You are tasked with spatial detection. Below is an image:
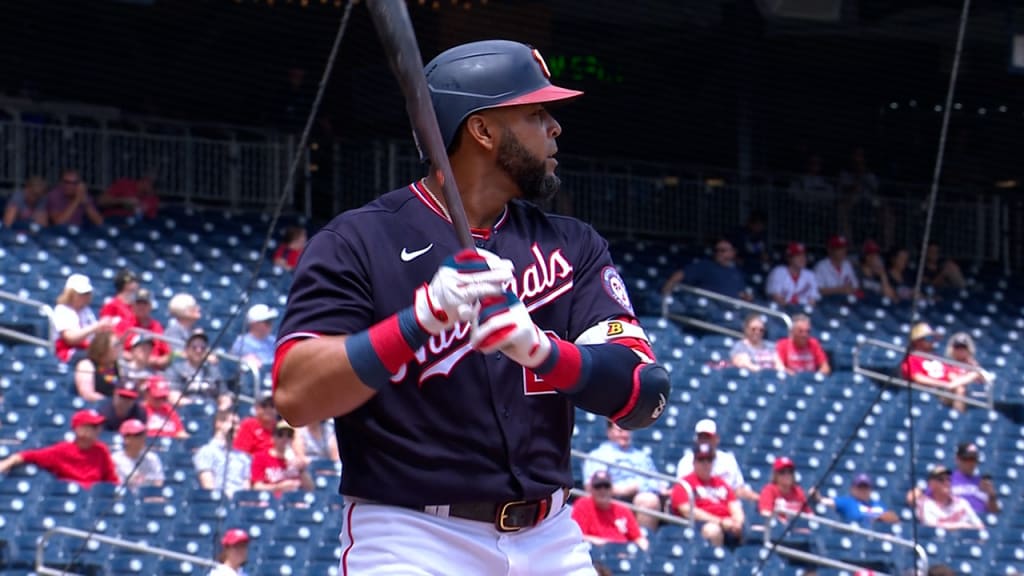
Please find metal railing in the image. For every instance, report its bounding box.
[570,448,694,522]
[36,526,219,576]
[661,284,793,339]
[0,289,55,348]
[853,338,993,409]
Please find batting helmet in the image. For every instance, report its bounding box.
[424,40,583,153]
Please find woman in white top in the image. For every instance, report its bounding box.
[53,274,116,363]
[730,313,785,372]
[295,419,340,463]
[209,529,250,576]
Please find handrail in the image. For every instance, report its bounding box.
[36,526,220,575]
[662,284,792,340]
[0,289,56,349]
[570,448,695,521]
[853,337,993,409]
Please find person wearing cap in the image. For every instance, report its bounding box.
[911,443,1000,517]
[570,470,649,551]
[901,323,976,413]
[96,382,147,432]
[98,268,139,337]
[53,273,117,363]
[676,418,757,501]
[209,528,250,576]
[195,410,252,498]
[813,235,860,298]
[775,314,831,376]
[0,409,118,488]
[830,473,899,527]
[112,418,164,492]
[660,238,752,301]
[165,329,231,409]
[125,288,172,369]
[165,292,203,351]
[857,240,896,301]
[915,465,983,530]
[757,456,812,520]
[251,421,313,496]
[119,332,157,387]
[73,331,122,402]
[273,225,307,271]
[582,421,666,533]
[671,441,745,546]
[233,394,281,456]
[765,242,820,307]
[230,304,279,368]
[730,313,786,373]
[142,375,188,439]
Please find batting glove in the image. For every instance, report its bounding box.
[414,249,514,335]
[470,291,552,369]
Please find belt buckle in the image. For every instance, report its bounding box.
[497,500,527,532]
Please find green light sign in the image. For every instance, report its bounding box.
[547,55,624,84]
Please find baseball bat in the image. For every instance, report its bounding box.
[366,0,474,250]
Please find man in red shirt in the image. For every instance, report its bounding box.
[233,395,278,455]
[571,470,649,551]
[0,409,118,488]
[901,323,974,412]
[143,376,188,439]
[126,289,172,369]
[98,173,160,219]
[671,442,745,546]
[98,268,138,337]
[775,314,831,376]
[251,421,313,496]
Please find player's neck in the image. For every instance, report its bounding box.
[423,172,510,230]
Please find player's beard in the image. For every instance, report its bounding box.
[497,128,560,203]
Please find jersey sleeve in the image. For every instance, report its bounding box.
[20,444,62,468]
[765,267,786,299]
[276,225,375,344]
[565,223,639,342]
[670,481,691,515]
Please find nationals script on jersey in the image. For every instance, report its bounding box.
[276,183,645,508]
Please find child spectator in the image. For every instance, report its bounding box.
[73,332,122,401]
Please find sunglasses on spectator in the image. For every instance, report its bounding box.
[275,430,294,439]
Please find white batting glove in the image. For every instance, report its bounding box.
[414,249,514,335]
[470,291,552,369]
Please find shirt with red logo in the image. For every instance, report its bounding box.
[233,418,274,455]
[571,496,642,543]
[776,337,828,373]
[672,473,736,519]
[21,441,119,488]
[251,448,302,495]
[757,482,810,519]
[901,354,952,382]
[144,403,185,437]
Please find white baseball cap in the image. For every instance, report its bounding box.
[695,418,717,436]
[65,274,94,294]
[246,304,279,324]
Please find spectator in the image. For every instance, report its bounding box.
[97,382,147,432]
[166,330,231,408]
[251,421,313,496]
[295,419,340,463]
[73,332,122,401]
[858,240,896,301]
[0,409,118,488]
[233,395,278,456]
[901,323,976,412]
[945,332,991,384]
[126,289,172,369]
[911,443,999,517]
[661,238,751,301]
[571,470,650,551]
[813,235,859,298]
[230,304,278,368]
[98,268,139,337]
[916,465,984,530]
[758,456,811,520]
[922,243,966,291]
[119,333,156,387]
[273,226,307,271]
[829,473,899,526]
[730,313,785,372]
[142,376,188,439]
[730,210,770,268]
[98,172,160,220]
[788,154,835,203]
[195,411,252,498]
[671,441,745,546]
[582,421,665,533]
[675,419,757,501]
[766,243,820,307]
[112,419,164,491]
[210,529,250,576]
[775,314,831,376]
[887,248,916,302]
[53,273,116,363]
[165,293,203,349]
[3,175,48,228]
[46,169,103,227]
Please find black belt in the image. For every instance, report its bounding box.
[419,488,569,533]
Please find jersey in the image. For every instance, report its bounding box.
[765,266,819,305]
[276,182,642,507]
[812,258,859,290]
[570,496,642,543]
[775,337,828,373]
[671,473,735,519]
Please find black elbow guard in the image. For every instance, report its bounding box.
[613,363,671,430]
[565,343,671,430]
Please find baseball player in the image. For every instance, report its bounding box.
[272,40,670,575]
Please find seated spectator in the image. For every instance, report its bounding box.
[165,292,203,349]
[837,147,882,240]
[887,248,916,302]
[3,175,48,228]
[295,419,340,463]
[901,323,977,412]
[788,154,835,204]
[582,421,665,533]
[916,465,983,530]
[112,419,164,492]
[98,172,160,220]
[661,238,751,301]
[758,456,811,520]
[766,243,820,307]
[572,471,650,551]
[909,443,999,517]
[142,376,188,439]
[195,411,252,498]
[0,409,118,488]
[54,273,117,363]
[730,210,769,268]
[251,421,313,496]
[829,473,899,526]
[676,419,757,501]
[125,289,172,369]
[775,314,831,376]
[273,226,307,271]
[74,332,122,401]
[730,313,785,372]
[231,305,278,368]
[857,240,895,301]
[166,330,230,409]
[945,332,992,385]
[98,268,139,337]
[233,395,278,456]
[211,529,250,576]
[813,235,859,298]
[671,441,745,546]
[923,243,965,291]
[96,382,147,432]
[46,169,103,227]
[119,333,156,387]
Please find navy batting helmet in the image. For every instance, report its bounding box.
[424,40,583,153]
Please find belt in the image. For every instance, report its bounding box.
[419,487,570,533]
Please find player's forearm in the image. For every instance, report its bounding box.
[275,336,376,426]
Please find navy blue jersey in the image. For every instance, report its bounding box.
[277,182,639,507]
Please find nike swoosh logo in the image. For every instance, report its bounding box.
[400,244,434,262]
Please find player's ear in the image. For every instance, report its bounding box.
[463,113,497,152]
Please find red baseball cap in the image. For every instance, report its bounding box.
[786,242,806,257]
[71,409,105,428]
[221,529,250,547]
[119,419,146,436]
[146,376,170,398]
[828,235,848,250]
[773,456,795,471]
[862,240,880,255]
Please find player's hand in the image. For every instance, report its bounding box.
[414,249,514,335]
[470,291,551,369]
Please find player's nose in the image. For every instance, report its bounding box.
[547,115,562,139]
